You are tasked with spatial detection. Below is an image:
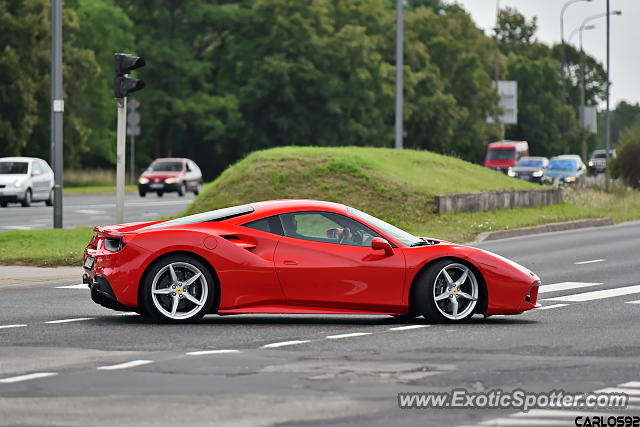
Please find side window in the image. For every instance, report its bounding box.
[279,212,382,247]
[243,216,284,236]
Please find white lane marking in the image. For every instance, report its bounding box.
[0,226,32,230]
[574,258,606,265]
[512,409,623,418]
[45,317,95,324]
[625,300,640,304]
[535,303,568,310]
[538,282,602,294]
[543,284,640,302]
[326,332,372,339]
[0,324,27,329]
[389,325,431,331]
[186,349,241,356]
[620,381,640,388]
[75,209,105,215]
[480,418,570,426]
[596,387,640,396]
[261,340,311,348]
[117,312,139,316]
[97,360,153,370]
[0,372,58,384]
[55,284,88,289]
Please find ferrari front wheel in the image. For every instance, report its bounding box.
[415,260,479,323]
[140,255,216,322]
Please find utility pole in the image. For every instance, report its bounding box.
[51,0,64,229]
[394,0,403,150]
[605,0,611,191]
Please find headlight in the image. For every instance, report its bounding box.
[564,176,576,183]
[532,170,543,177]
[507,168,516,177]
[588,161,594,167]
[138,177,149,184]
[165,177,177,184]
[13,179,24,187]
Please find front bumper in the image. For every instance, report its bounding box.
[138,182,180,193]
[0,187,26,202]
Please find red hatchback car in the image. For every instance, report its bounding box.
[83,200,540,323]
[138,158,203,197]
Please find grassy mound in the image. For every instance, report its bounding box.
[184,146,537,235]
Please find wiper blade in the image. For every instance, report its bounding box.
[409,238,430,247]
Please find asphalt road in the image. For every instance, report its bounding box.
[0,192,195,231]
[1,222,639,426]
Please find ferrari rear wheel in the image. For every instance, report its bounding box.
[415,260,479,323]
[140,255,215,322]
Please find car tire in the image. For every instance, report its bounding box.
[139,190,146,198]
[45,189,53,206]
[178,183,185,197]
[0,202,7,208]
[21,189,32,207]
[193,183,202,196]
[139,255,216,323]
[414,259,480,323]
[157,191,163,197]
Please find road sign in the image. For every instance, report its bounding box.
[127,99,140,136]
[487,80,518,126]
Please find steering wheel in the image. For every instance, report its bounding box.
[339,227,352,244]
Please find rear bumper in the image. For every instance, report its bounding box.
[84,273,136,312]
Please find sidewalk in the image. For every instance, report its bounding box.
[0,266,82,286]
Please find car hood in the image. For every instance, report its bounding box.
[0,174,28,185]
[511,166,542,173]
[543,169,578,178]
[140,171,183,180]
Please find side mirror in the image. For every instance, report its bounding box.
[371,237,394,256]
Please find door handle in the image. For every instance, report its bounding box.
[283,260,298,265]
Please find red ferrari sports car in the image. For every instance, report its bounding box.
[83,200,540,323]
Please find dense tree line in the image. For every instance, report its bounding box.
[0,0,621,179]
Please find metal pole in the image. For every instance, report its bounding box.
[51,0,64,228]
[394,0,403,150]
[605,0,611,191]
[116,97,127,223]
[579,28,586,161]
[130,134,135,185]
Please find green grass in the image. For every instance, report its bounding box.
[0,227,93,266]
[64,184,137,194]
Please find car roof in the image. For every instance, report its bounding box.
[151,158,187,162]
[553,155,581,160]
[249,199,348,217]
[0,157,40,162]
[488,140,528,148]
[519,156,547,161]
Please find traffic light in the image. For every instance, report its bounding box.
[113,53,146,98]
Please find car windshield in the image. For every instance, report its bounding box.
[148,161,183,172]
[592,152,607,159]
[516,159,543,168]
[0,162,28,174]
[140,205,254,230]
[548,159,577,171]
[486,148,516,160]
[347,207,420,247]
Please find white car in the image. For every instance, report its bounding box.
[0,157,54,207]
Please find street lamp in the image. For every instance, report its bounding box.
[560,0,591,152]
[567,24,595,46]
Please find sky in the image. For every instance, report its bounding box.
[451,0,639,107]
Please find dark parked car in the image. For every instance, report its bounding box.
[507,156,549,183]
[587,149,616,174]
[541,155,586,186]
[138,158,203,197]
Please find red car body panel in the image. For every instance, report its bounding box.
[83,200,539,317]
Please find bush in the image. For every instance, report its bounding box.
[618,142,640,189]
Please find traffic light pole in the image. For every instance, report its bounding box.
[51,0,64,228]
[116,97,127,223]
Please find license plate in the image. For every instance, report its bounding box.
[149,183,163,189]
[84,256,94,270]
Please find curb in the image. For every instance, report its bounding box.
[474,217,614,243]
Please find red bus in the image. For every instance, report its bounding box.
[483,141,529,173]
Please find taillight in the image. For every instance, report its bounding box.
[104,237,124,252]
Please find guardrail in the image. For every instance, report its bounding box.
[434,189,563,214]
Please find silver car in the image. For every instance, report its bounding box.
[0,157,54,207]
